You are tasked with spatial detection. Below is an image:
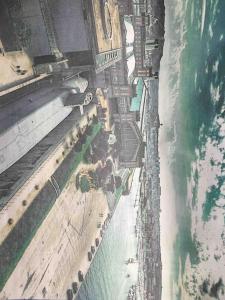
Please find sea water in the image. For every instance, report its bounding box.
[77,171,139,300]
[160,0,225,298]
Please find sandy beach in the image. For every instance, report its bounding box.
[158,73,178,300]
[0,167,109,299]
[159,129,178,300]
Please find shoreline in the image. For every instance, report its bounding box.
[158,79,179,300]
[77,169,140,300]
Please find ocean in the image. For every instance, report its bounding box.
[160,0,225,298]
[76,171,139,300]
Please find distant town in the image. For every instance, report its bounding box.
[0,0,164,299]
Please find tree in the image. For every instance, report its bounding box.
[91,153,99,164]
[72,282,78,294]
[83,148,91,164]
[92,115,98,124]
[80,133,87,145]
[74,141,82,152]
[78,170,100,193]
[105,159,113,172]
[106,182,114,193]
[115,176,122,189]
[75,174,80,189]
[85,125,93,136]
[80,175,90,193]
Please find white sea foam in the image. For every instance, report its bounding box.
[210,83,220,104]
[160,0,225,298]
[212,0,220,21]
[194,72,198,88]
[209,24,213,38]
[159,0,188,298]
[180,113,225,298]
[200,0,207,37]
[190,1,195,24]
[212,60,219,73]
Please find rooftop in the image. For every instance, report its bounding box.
[130,79,144,111]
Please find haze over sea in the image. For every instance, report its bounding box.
[160,0,225,298]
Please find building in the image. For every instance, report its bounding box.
[114,112,144,168]
[118,0,133,16]
[120,0,164,79]
[13,0,123,75]
[0,75,95,174]
[1,0,144,171]
[90,15,145,169]
[132,15,159,78]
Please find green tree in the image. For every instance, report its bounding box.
[80,176,90,193]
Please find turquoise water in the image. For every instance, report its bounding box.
[130,79,143,112]
[165,0,225,296]
[77,173,138,300]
